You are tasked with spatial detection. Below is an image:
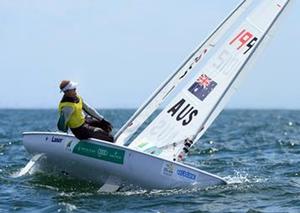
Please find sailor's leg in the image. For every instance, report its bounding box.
[72,123,114,142]
[85,116,112,134]
[70,124,90,140]
[85,116,102,128]
[91,127,114,142]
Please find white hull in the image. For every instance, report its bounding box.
[22,132,226,189]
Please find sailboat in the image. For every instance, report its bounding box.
[23,0,290,191]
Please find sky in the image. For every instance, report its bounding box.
[0,0,299,109]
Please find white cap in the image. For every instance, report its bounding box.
[60,81,78,92]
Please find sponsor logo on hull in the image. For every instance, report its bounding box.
[176,169,197,181]
[45,136,64,143]
[161,162,175,177]
[51,137,63,143]
[162,163,197,182]
[73,141,125,165]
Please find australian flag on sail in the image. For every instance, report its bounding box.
[188,74,217,101]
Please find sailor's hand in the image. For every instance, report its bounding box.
[100,119,113,133]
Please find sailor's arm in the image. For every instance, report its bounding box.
[62,107,74,123]
[82,100,113,133]
[57,106,74,132]
[82,101,104,121]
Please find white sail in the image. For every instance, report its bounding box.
[128,0,290,161]
[187,0,291,149]
[115,0,253,145]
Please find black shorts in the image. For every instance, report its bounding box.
[71,117,114,142]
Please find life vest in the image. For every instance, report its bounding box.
[58,95,85,129]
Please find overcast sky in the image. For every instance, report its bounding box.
[0,0,299,109]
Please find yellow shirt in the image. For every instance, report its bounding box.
[58,96,85,129]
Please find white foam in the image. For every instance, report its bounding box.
[224,171,268,184]
[58,202,77,212]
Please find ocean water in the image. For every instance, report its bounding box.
[0,109,300,213]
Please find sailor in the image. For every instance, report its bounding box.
[57,80,114,142]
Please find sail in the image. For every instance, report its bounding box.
[115,0,253,145]
[128,0,290,161]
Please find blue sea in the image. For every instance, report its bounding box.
[0,109,300,212]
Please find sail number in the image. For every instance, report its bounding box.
[229,29,258,54]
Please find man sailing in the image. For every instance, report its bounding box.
[57,80,114,142]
